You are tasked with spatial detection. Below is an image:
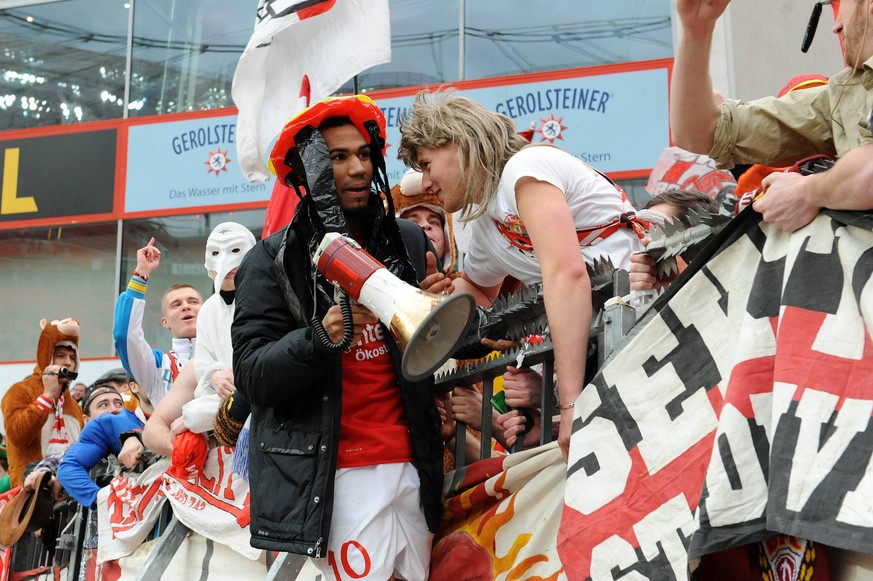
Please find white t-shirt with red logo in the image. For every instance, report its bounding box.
[338,322,413,468]
[464,145,641,288]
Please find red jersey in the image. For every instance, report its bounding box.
[338,322,413,468]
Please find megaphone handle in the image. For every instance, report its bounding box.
[311,293,355,352]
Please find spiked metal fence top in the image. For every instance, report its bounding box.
[643,206,733,278]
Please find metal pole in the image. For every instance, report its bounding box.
[134,518,191,581]
[458,0,465,81]
[265,553,310,581]
[112,218,123,356]
[123,0,134,118]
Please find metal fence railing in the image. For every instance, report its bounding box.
[433,271,634,468]
[3,494,174,581]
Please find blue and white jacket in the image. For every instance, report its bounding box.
[57,410,143,509]
[113,273,193,406]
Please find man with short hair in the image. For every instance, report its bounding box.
[1,318,84,486]
[232,95,444,580]
[57,384,145,509]
[114,237,203,408]
[90,367,153,420]
[71,382,87,404]
[390,168,459,277]
[143,222,257,456]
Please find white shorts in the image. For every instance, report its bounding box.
[312,462,433,581]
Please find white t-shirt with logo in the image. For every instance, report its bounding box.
[464,145,641,287]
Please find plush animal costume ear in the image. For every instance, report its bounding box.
[53,318,80,337]
[40,318,47,330]
[390,169,459,277]
[390,169,445,220]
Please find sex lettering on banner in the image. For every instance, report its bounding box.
[561,223,772,577]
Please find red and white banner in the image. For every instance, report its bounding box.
[558,209,873,579]
[430,442,567,581]
[96,444,260,564]
[232,0,392,182]
[97,459,169,564]
[163,444,259,560]
[646,146,736,202]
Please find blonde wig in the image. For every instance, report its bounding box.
[397,90,527,220]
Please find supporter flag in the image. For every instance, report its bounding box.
[557,208,873,578]
[97,459,170,564]
[232,0,392,183]
[163,442,260,560]
[97,443,260,563]
[430,443,567,581]
[262,179,300,238]
[646,146,737,203]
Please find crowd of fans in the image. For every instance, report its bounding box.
[1,0,871,578]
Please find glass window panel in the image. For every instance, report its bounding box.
[463,0,673,79]
[0,222,118,361]
[120,209,264,351]
[0,0,129,130]
[128,0,251,116]
[338,0,460,93]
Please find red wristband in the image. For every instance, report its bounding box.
[133,269,149,282]
[35,395,55,412]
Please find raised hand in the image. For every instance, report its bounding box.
[502,366,543,409]
[118,437,145,469]
[497,408,542,449]
[450,386,486,431]
[41,365,63,400]
[435,392,456,442]
[675,0,732,36]
[136,237,161,277]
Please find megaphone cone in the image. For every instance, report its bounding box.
[358,268,476,381]
[314,233,476,381]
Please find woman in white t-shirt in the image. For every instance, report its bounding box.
[398,90,644,461]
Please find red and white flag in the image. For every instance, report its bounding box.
[558,208,873,579]
[97,459,170,564]
[232,0,392,183]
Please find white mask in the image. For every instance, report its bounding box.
[205,222,257,294]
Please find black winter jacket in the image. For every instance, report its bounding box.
[232,209,444,557]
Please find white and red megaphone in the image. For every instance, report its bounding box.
[313,233,476,381]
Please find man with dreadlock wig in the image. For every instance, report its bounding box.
[232,95,444,581]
